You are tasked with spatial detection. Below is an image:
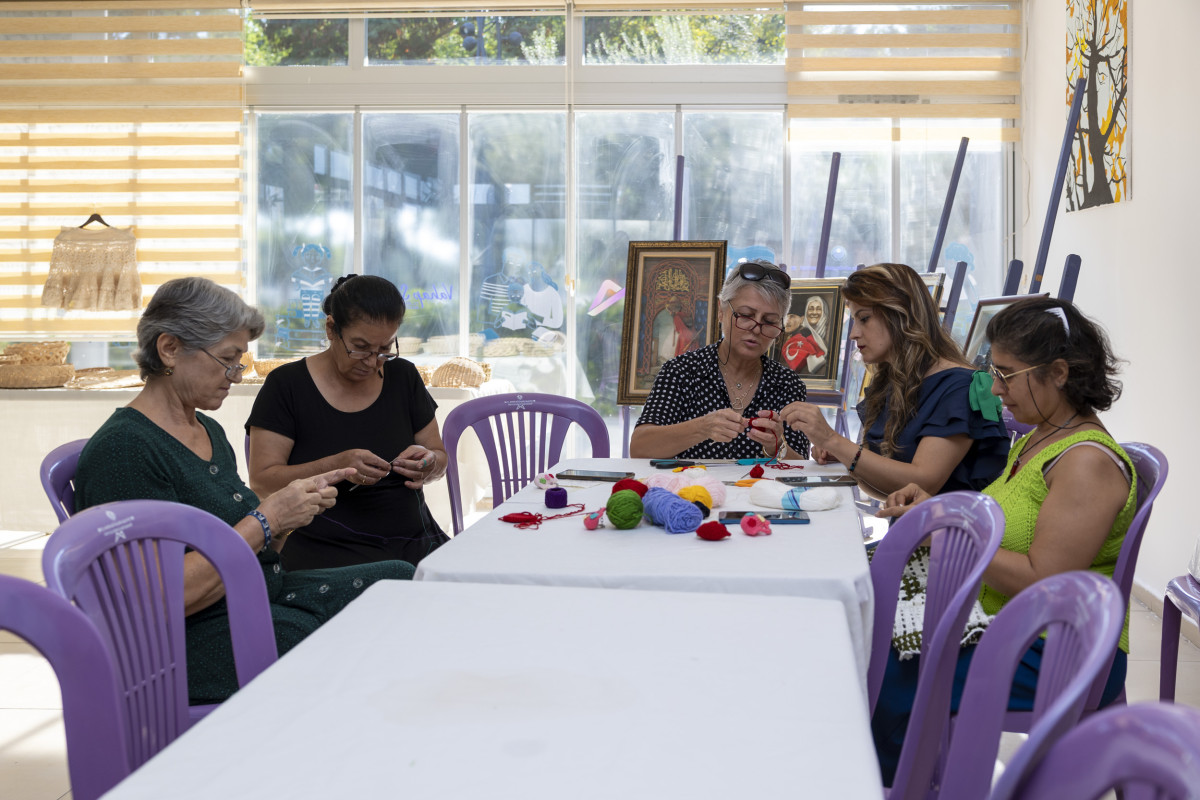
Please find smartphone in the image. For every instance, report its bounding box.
[650,459,695,469]
[718,510,810,524]
[555,469,636,482]
[776,475,858,487]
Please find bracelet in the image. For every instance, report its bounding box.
[246,509,272,552]
[848,444,864,473]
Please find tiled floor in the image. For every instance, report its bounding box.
[2,535,1198,800]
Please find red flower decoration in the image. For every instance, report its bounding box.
[696,521,730,541]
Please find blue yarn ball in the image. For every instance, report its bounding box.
[642,487,703,534]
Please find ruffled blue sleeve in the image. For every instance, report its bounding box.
[915,368,1010,491]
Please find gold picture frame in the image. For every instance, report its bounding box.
[771,277,847,392]
[617,240,726,406]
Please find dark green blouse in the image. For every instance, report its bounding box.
[75,407,411,704]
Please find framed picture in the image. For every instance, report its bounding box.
[963,293,1050,368]
[771,278,847,392]
[921,271,946,310]
[617,240,726,406]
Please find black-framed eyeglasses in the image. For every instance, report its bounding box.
[737,261,791,290]
[336,331,398,363]
[200,348,248,381]
[986,359,1044,390]
[728,305,783,339]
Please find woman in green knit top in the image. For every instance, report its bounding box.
[870,296,1135,786]
[75,277,413,705]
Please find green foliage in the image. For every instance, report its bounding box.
[584,15,783,65]
[244,18,285,67]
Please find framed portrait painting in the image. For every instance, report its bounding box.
[963,293,1049,369]
[921,271,946,311]
[617,240,726,406]
[771,278,847,392]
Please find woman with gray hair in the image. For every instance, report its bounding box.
[630,260,810,460]
[75,277,411,706]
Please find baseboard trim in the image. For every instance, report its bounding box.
[1132,578,1200,649]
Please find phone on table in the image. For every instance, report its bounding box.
[718,510,810,524]
[776,475,857,487]
[650,459,695,469]
[555,469,636,482]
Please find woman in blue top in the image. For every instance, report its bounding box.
[782,262,1009,498]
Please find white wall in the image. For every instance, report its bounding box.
[1021,0,1200,599]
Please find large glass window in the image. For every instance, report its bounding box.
[367,15,565,65]
[245,18,349,66]
[582,14,784,64]
[256,113,353,356]
[575,111,676,416]
[467,112,570,395]
[363,113,462,354]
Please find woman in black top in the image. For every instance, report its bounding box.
[247,275,450,570]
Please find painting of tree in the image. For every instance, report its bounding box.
[1066,0,1129,211]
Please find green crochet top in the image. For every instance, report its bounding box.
[980,429,1137,652]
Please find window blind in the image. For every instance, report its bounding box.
[0,0,243,339]
[786,1,1020,142]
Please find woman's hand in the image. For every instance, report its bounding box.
[259,467,352,533]
[781,402,836,450]
[391,444,438,490]
[700,408,748,444]
[810,445,836,466]
[339,449,392,487]
[875,483,932,518]
[746,409,785,456]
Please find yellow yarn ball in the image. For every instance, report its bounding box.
[677,485,713,509]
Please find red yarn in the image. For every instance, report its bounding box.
[749,464,765,479]
[612,478,648,498]
[696,521,730,541]
[499,504,586,530]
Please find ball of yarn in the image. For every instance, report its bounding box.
[606,490,644,529]
[534,472,557,489]
[689,475,727,508]
[545,487,568,509]
[677,485,713,509]
[643,473,684,492]
[696,521,730,541]
[612,478,648,498]
[749,464,765,479]
[642,487,703,534]
[749,479,791,508]
[797,486,841,511]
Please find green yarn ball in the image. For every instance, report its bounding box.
[606,489,644,529]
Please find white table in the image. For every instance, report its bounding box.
[416,458,875,680]
[103,581,883,799]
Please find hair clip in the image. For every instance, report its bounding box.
[1047,306,1070,335]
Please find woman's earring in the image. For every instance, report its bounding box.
[164,367,173,376]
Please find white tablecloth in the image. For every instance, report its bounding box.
[103,581,882,799]
[416,458,875,680]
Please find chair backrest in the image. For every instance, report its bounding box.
[869,491,1006,798]
[1080,441,1167,709]
[998,703,1200,800]
[39,438,88,523]
[1001,408,1034,442]
[42,499,278,768]
[0,575,130,800]
[938,571,1124,800]
[443,392,611,535]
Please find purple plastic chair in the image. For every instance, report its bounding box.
[0,575,130,800]
[1003,441,1167,732]
[1000,408,1034,442]
[997,703,1200,800]
[443,392,611,535]
[1160,573,1200,702]
[935,571,1124,800]
[39,438,88,524]
[42,499,278,766]
[868,491,1005,796]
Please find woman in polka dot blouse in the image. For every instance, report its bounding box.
[75,277,411,705]
[630,260,811,461]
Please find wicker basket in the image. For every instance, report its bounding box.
[253,358,296,378]
[239,351,254,375]
[422,335,459,356]
[416,365,434,385]
[395,337,423,356]
[0,363,75,388]
[0,354,21,366]
[4,341,70,366]
[482,338,522,358]
[430,357,487,388]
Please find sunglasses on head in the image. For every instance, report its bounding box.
[737,261,791,290]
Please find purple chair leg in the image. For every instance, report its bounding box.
[1161,593,1182,702]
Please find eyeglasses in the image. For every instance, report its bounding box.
[200,348,248,381]
[336,331,398,363]
[737,261,791,290]
[728,306,783,339]
[987,361,1044,389]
